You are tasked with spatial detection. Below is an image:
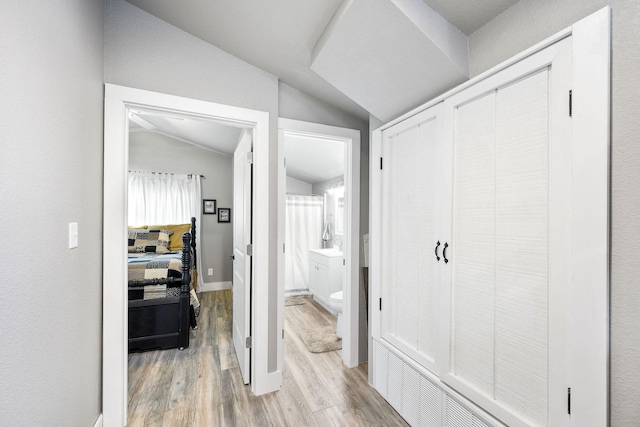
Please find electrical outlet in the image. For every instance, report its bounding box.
[208,268,213,276]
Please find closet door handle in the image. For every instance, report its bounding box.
[443,242,449,264]
[434,241,441,262]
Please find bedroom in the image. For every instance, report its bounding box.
[125,110,237,353]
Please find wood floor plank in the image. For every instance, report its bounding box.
[259,391,288,427]
[276,377,320,427]
[193,345,223,426]
[283,328,336,412]
[128,289,408,426]
[135,350,176,426]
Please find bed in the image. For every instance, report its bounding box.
[127,217,200,352]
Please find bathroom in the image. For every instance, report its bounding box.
[284,131,347,340]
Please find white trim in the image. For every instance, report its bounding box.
[93,414,103,427]
[103,84,272,426]
[278,118,361,368]
[200,281,232,292]
[569,7,610,426]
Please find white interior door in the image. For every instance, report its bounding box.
[233,130,253,384]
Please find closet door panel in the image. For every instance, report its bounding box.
[380,105,442,370]
[415,117,440,362]
[494,69,550,426]
[451,92,496,395]
[445,39,572,426]
[395,125,419,348]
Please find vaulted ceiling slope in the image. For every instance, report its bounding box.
[126,0,517,122]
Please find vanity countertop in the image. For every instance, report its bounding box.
[310,248,343,257]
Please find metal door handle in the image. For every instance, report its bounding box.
[443,242,449,264]
[435,241,441,262]
[230,254,235,260]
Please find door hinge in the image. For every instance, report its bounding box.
[379,298,382,311]
[282,329,285,339]
[568,387,571,414]
[380,157,383,170]
[246,336,252,348]
[284,157,287,168]
[283,243,285,253]
[343,259,345,266]
[569,90,572,117]
[246,244,253,256]
[247,152,254,164]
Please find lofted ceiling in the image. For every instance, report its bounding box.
[125,0,517,180]
[125,0,517,122]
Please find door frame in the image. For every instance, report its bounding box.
[103,84,271,426]
[277,118,361,368]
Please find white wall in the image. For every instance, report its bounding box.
[286,176,313,194]
[468,1,640,424]
[0,1,104,425]
[129,131,234,284]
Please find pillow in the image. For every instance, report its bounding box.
[147,223,191,251]
[127,229,172,253]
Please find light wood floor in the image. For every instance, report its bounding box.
[128,290,408,426]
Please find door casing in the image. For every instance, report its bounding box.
[103,84,273,427]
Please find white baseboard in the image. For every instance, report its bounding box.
[93,414,103,427]
[200,281,231,292]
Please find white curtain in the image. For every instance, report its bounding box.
[285,194,324,291]
[128,171,204,289]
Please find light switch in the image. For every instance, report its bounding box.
[69,222,78,249]
[208,268,213,276]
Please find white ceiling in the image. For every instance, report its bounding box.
[124,0,517,179]
[284,133,344,185]
[128,110,344,184]
[421,0,518,35]
[125,0,517,121]
[128,109,243,156]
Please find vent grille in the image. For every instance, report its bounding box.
[419,376,440,427]
[402,362,420,425]
[373,339,501,427]
[374,339,389,398]
[388,350,404,412]
[446,395,473,426]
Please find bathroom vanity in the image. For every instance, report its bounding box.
[308,248,343,312]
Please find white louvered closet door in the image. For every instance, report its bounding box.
[444,37,572,427]
[380,103,446,374]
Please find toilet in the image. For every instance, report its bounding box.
[328,291,343,339]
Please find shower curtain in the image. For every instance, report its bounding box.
[285,194,324,291]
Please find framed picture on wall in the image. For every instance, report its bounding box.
[203,199,217,214]
[218,208,231,223]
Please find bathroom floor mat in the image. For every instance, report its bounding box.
[285,295,310,306]
[300,326,342,353]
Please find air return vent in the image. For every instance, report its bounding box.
[373,339,499,427]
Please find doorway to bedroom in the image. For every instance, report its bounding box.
[125,108,248,423]
[103,84,273,426]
